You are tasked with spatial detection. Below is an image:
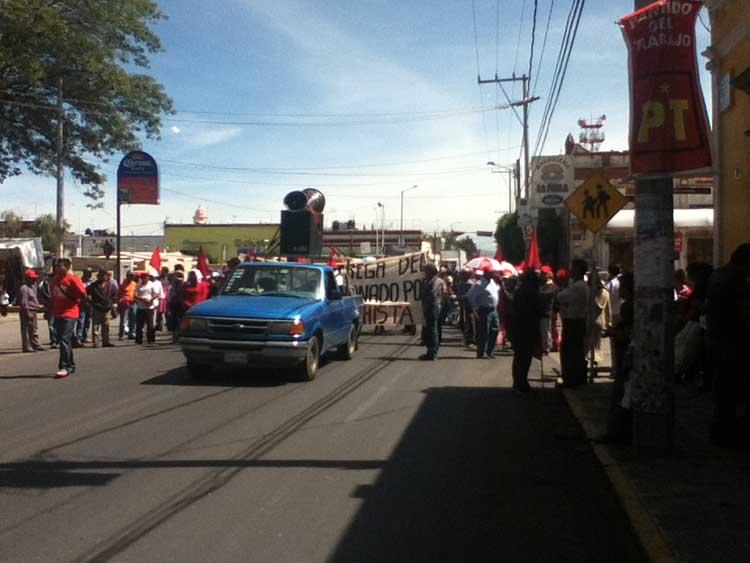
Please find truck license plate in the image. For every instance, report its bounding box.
[224,351,248,364]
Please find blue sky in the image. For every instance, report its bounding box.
[2,0,711,245]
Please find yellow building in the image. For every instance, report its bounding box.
[706,0,750,264]
[164,223,280,263]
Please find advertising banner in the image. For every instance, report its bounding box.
[530,155,574,208]
[620,1,712,175]
[117,151,160,205]
[344,252,430,325]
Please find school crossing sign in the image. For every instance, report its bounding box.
[565,174,628,233]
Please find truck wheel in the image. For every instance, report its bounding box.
[297,337,320,381]
[337,325,357,360]
[186,359,212,379]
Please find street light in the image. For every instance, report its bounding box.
[487,161,515,213]
[400,185,418,248]
[377,202,385,255]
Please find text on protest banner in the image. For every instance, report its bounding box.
[344,252,430,325]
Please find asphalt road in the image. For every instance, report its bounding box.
[0,327,644,563]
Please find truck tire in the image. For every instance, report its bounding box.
[186,359,212,379]
[297,336,320,381]
[337,325,357,360]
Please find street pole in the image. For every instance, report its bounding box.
[380,204,385,255]
[56,78,64,259]
[630,0,675,453]
[508,169,513,213]
[522,75,531,200]
[116,189,121,283]
[399,185,417,248]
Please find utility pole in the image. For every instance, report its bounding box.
[56,78,65,259]
[478,74,538,203]
[630,0,675,453]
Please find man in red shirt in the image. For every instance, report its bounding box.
[51,258,87,378]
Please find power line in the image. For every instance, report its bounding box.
[160,159,485,177]
[527,0,539,85]
[532,0,556,95]
[1,97,501,127]
[537,0,584,156]
[532,0,584,159]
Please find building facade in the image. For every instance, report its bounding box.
[529,138,714,271]
[705,0,750,264]
[164,223,280,262]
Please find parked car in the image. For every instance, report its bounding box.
[179,263,364,380]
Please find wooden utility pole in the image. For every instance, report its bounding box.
[477,74,537,204]
[56,78,65,259]
[630,0,675,453]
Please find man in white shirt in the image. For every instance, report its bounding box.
[467,265,500,359]
[606,264,622,324]
[134,272,161,344]
[556,259,589,386]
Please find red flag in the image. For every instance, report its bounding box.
[197,246,211,277]
[327,246,338,266]
[524,229,542,271]
[494,247,505,262]
[620,1,711,174]
[148,246,162,271]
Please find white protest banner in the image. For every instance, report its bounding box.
[344,252,430,325]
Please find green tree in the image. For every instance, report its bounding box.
[0,0,173,207]
[494,212,525,264]
[454,236,478,258]
[30,213,68,252]
[0,210,68,251]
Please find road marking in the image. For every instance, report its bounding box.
[345,385,390,422]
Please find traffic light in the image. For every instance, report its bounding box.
[280,189,325,256]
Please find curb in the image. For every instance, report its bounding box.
[562,388,677,563]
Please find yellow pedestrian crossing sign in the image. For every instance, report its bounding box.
[565,174,627,233]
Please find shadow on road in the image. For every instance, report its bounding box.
[327,386,645,563]
[141,366,289,387]
[0,459,383,489]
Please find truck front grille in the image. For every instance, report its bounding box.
[208,318,269,338]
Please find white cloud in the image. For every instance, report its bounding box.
[184,126,242,148]
[170,126,181,134]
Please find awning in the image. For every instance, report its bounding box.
[0,238,44,268]
[606,209,713,231]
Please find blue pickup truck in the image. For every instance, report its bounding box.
[179,263,364,381]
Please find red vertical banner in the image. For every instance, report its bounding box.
[620,1,712,175]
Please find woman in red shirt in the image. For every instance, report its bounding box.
[50,258,87,378]
[181,270,210,312]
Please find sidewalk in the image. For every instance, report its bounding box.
[558,361,750,562]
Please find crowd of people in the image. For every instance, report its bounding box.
[5,245,750,448]
[420,243,750,448]
[8,257,237,378]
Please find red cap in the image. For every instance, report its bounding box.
[540,265,553,275]
[24,269,39,280]
[556,268,569,281]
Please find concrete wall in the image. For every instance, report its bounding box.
[164,224,280,262]
[709,0,750,263]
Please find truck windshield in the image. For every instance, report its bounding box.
[221,266,322,300]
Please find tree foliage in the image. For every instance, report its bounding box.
[454,236,478,258]
[0,210,69,251]
[0,0,173,207]
[443,232,479,258]
[494,212,525,264]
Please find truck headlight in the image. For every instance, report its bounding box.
[268,319,305,336]
[181,317,209,332]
